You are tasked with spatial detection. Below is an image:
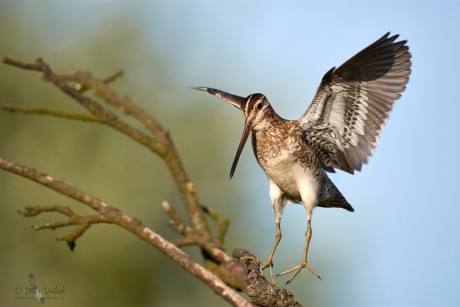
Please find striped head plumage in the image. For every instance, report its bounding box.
[192,89,279,178]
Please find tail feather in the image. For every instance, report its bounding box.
[318,197,354,212]
[318,176,354,212]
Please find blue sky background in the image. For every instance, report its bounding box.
[1,1,459,306]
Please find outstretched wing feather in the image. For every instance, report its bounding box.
[300,33,411,173]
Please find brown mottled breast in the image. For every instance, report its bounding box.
[251,119,320,200]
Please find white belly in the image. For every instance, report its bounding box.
[264,154,319,205]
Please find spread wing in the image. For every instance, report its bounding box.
[299,32,411,174]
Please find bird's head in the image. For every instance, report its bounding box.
[192,87,274,178]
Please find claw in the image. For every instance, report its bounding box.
[277,261,321,284]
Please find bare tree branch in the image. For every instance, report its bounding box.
[0,157,251,306]
[3,57,210,242]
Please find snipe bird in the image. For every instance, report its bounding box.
[193,32,411,284]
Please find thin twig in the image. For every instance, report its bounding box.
[162,201,232,264]
[171,237,196,247]
[58,69,124,92]
[61,70,163,132]
[202,205,230,246]
[2,104,100,122]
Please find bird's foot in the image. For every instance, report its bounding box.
[277,262,322,285]
[239,255,275,284]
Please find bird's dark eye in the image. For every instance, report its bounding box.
[257,102,264,109]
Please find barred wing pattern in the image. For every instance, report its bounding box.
[300,33,411,174]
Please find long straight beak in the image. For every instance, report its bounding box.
[191,86,249,179]
[190,87,244,109]
[229,120,251,179]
